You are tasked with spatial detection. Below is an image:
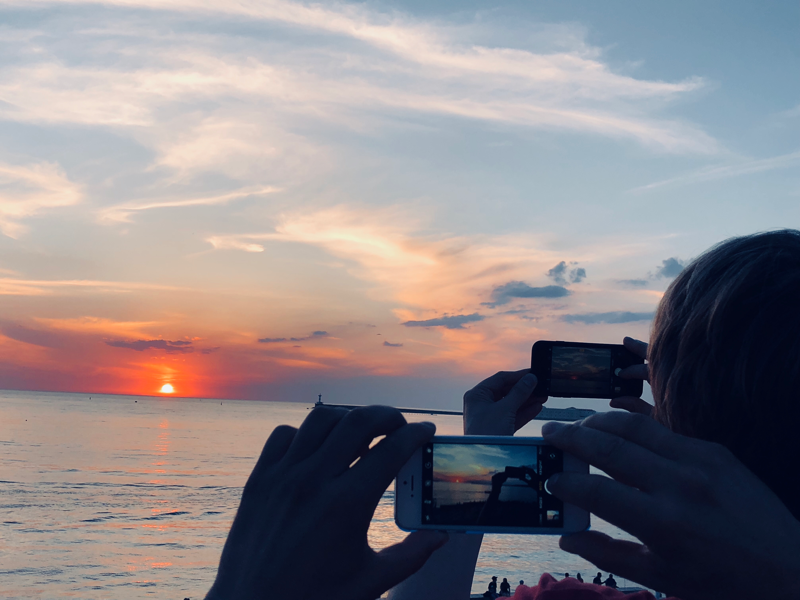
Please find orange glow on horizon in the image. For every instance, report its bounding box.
[160,384,174,394]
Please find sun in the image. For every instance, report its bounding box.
[160,384,175,394]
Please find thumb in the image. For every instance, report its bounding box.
[498,373,538,412]
[360,530,449,597]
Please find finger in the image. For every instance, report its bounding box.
[497,373,538,412]
[356,531,449,600]
[623,336,648,359]
[346,421,436,504]
[541,419,675,491]
[545,471,657,542]
[252,425,297,475]
[609,396,653,417]
[319,405,408,474]
[618,363,649,381]
[559,531,665,593]
[282,406,349,464]
[573,410,697,462]
[465,369,531,405]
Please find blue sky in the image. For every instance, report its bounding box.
[0,0,797,405]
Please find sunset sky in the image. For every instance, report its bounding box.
[0,0,798,406]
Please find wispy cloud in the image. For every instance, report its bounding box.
[204,205,565,311]
[630,150,800,193]
[0,278,185,296]
[0,0,715,153]
[100,186,280,223]
[0,161,82,238]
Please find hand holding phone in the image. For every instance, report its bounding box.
[542,412,800,600]
[207,406,448,600]
[531,340,644,399]
[463,369,548,435]
[395,436,589,535]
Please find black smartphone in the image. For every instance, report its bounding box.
[531,340,643,399]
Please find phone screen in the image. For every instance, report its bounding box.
[550,346,611,396]
[420,442,564,528]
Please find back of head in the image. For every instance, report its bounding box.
[650,229,800,517]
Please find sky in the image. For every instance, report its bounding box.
[0,0,798,406]
[433,443,537,483]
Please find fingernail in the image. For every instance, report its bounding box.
[541,421,564,437]
[544,473,560,494]
[419,421,436,433]
[521,373,537,387]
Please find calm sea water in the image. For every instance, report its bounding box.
[0,390,643,598]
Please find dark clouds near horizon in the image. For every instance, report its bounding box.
[106,339,194,353]
[483,281,570,308]
[402,314,484,329]
[561,311,654,324]
[383,341,403,347]
[259,331,329,343]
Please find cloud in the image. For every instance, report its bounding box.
[105,339,194,353]
[0,278,185,296]
[100,186,280,223]
[655,257,685,279]
[561,311,654,324]
[630,150,800,193]
[0,0,716,153]
[207,205,568,314]
[0,321,65,348]
[546,261,587,285]
[618,279,649,287]
[484,281,570,308]
[258,331,329,343]
[200,346,221,354]
[402,314,484,329]
[383,341,403,347]
[0,161,82,238]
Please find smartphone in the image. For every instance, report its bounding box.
[531,340,644,399]
[395,436,589,534]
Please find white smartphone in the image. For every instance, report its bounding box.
[395,435,590,534]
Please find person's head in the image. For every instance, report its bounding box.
[649,230,800,517]
[597,573,602,577]
[519,580,524,585]
[502,578,508,582]
[492,576,497,580]
[564,573,569,577]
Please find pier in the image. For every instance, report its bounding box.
[311,396,595,422]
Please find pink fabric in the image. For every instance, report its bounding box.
[510,573,680,600]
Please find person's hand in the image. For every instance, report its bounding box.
[206,405,449,600]
[463,370,548,435]
[542,412,800,600]
[610,336,653,416]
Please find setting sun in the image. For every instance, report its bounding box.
[160,384,174,394]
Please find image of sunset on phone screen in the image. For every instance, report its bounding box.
[424,443,563,527]
[550,347,611,396]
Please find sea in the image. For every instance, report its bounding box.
[0,390,647,599]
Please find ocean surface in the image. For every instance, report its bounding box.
[1,390,646,598]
